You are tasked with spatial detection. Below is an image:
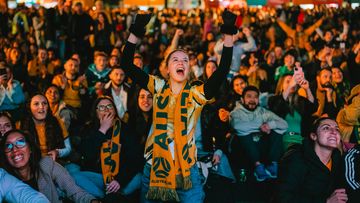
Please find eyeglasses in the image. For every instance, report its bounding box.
[97,104,114,111]
[5,138,27,153]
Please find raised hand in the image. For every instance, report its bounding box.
[129,13,152,38]
[220,9,238,35]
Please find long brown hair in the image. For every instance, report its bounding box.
[18,94,65,152]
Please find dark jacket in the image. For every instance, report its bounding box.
[340,145,360,203]
[268,94,318,138]
[275,139,342,203]
[80,122,143,187]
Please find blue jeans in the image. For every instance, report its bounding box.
[140,163,205,203]
[65,163,105,198]
[120,172,143,195]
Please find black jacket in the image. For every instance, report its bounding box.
[80,122,143,187]
[275,139,342,203]
[340,145,360,203]
[268,94,318,138]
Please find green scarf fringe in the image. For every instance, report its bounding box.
[176,175,192,190]
[146,187,180,202]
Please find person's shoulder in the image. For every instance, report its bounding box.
[39,156,55,170]
[282,144,305,163]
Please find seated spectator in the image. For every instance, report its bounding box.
[18,94,71,160]
[241,52,268,91]
[45,85,75,131]
[47,48,62,76]
[336,84,360,147]
[0,62,25,121]
[275,118,347,203]
[80,96,143,201]
[27,47,51,93]
[331,66,350,110]
[0,129,98,203]
[274,49,296,81]
[7,47,29,89]
[103,66,130,122]
[85,51,111,97]
[0,111,14,139]
[0,168,49,202]
[311,68,338,118]
[52,58,87,114]
[230,86,288,181]
[269,73,317,150]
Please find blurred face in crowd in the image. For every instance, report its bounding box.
[295,24,303,32]
[4,132,31,171]
[47,50,55,61]
[266,51,275,65]
[64,59,79,75]
[242,90,259,111]
[109,56,119,67]
[96,99,115,120]
[30,95,48,121]
[0,68,11,86]
[134,57,144,69]
[311,119,340,150]
[233,77,247,96]
[95,0,104,10]
[38,49,47,63]
[45,86,60,105]
[284,54,295,68]
[167,50,190,83]
[10,48,20,63]
[205,61,217,79]
[95,56,107,72]
[138,89,153,112]
[74,3,83,14]
[318,69,332,87]
[324,31,333,43]
[111,48,120,58]
[0,115,13,136]
[109,68,125,87]
[285,38,294,49]
[274,46,283,59]
[331,67,343,84]
[98,13,105,24]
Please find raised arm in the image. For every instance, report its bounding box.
[204,10,236,100]
[120,13,152,89]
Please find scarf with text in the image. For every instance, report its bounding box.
[145,81,196,202]
[100,119,121,184]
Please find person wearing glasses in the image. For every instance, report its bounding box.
[79,96,143,201]
[0,129,98,203]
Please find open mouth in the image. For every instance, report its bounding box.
[176,67,185,76]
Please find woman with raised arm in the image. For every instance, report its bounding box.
[121,10,236,203]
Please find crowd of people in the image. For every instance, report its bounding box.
[0,0,360,202]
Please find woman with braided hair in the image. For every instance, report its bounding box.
[121,10,236,203]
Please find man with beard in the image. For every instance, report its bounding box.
[52,58,87,113]
[311,68,338,118]
[103,66,130,121]
[229,86,288,182]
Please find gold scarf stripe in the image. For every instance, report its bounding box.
[144,76,211,202]
[100,119,121,184]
